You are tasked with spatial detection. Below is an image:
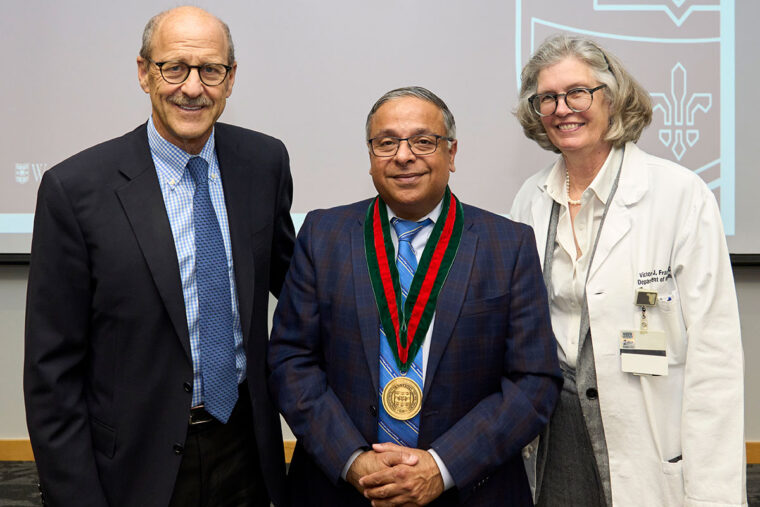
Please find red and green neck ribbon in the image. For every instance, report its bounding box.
[364,187,464,372]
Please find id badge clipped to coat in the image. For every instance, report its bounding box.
[619,290,668,376]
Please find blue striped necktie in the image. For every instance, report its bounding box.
[187,156,238,424]
[377,217,432,447]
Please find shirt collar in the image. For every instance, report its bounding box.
[386,198,444,226]
[588,146,621,205]
[147,116,217,186]
[543,145,622,206]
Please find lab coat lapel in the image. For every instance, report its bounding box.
[530,191,553,269]
[587,143,648,282]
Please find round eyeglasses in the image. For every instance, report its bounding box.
[149,60,232,86]
[528,84,607,117]
[367,134,454,157]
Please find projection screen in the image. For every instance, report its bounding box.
[1,1,756,256]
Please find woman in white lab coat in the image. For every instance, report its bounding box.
[510,34,745,506]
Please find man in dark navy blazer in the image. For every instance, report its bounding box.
[268,86,561,506]
[24,7,293,506]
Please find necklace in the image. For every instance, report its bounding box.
[565,171,582,206]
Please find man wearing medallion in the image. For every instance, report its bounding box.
[268,86,561,506]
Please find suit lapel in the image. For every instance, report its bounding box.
[215,131,255,343]
[352,217,381,394]
[115,128,191,359]
[424,223,477,399]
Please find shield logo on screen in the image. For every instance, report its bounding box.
[15,163,30,184]
[515,0,734,235]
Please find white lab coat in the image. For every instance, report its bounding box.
[511,142,746,506]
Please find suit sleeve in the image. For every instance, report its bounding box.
[430,224,562,490]
[268,139,295,298]
[23,171,109,507]
[268,213,369,483]
[674,184,746,506]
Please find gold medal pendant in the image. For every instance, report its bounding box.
[381,376,423,421]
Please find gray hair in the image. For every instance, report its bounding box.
[516,34,652,153]
[139,7,235,65]
[365,86,456,141]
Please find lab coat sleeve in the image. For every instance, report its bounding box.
[673,181,746,506]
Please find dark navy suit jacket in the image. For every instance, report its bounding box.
[268,199,561,506]
[24,122,294,507]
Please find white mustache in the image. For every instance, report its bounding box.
[169,96,212,108]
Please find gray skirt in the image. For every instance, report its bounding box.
[536,368,607,507]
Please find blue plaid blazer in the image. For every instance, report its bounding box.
[268,199,561,506]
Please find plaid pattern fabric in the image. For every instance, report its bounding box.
[269,198,562,501]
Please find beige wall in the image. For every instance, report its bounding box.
[0,266,29,438]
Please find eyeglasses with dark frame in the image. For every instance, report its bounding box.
[367,134,455,157]
[528,84,607,117]
[148,59,232,86]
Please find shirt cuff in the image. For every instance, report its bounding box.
[428,449,454,491]
[341,449,364,480]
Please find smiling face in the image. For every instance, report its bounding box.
[137,7,236,154]
[368,96,457,220]
[536,56,611,159]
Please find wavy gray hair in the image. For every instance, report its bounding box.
[516,34,652,153]
[366,86,456,141]
[139,7,235,66]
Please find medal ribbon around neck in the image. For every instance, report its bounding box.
[364,187,463,372]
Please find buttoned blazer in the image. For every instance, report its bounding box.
[511,142,746,506]
[24,122,294,507]
[268,199,562,506]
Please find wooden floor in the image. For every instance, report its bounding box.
[0,462,757,505]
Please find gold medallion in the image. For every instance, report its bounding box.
[381,376,422,421]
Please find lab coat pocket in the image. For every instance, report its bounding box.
[661,460,682,475]
[660,460,685,505]
[648,283,686,365]
[657,300,687,365]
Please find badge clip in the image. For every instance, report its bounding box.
[634,290,658,307]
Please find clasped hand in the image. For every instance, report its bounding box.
[346,442,445,506]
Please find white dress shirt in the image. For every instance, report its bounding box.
[543,147,622,368]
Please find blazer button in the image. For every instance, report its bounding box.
[369,405,378,417]
[173,443,184,455]
[586,388,598,400]
[183,382,192,393]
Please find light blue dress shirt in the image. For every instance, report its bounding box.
[341,200,454,491]
[147,117,245,407]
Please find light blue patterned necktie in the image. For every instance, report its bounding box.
[377,217,432,447]
[187,156,238,423]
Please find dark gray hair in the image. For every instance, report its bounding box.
[366,86,456,141]
[516,34,652,153]
[139,7,235,65]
